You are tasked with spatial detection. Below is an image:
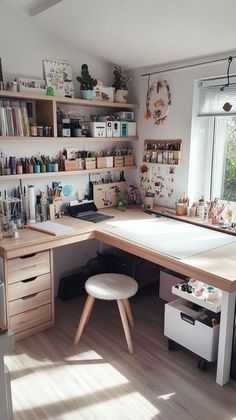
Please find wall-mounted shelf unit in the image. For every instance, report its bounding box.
[143,139,182,166]
[0,90,139,179]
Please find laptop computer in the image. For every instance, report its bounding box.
[66,200,114,223]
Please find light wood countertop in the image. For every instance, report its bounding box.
[1,207,236,292]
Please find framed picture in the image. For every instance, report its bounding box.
[43,58,74,98]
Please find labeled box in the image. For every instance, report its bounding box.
[127,122,137,136]
[106,121,113,137]
[112,121,120,137]
[96,157,107,169]
[64,160,78,171]
[89,122,106,137]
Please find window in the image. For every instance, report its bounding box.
[191,76,236,204]
[211,116,236,201]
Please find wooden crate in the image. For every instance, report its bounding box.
[97,157,107,169]
[85,157,96,170]
[114,156,124,167]
[124,155,134,166]
[64,160,78,171]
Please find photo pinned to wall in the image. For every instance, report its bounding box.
[43,59,74,97]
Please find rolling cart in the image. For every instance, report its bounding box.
[164,280,221,370]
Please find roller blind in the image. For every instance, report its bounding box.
[198,75,236,117]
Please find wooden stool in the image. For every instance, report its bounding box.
[74,273,138,353]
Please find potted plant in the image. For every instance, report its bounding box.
[77,64,97,100]
[112,65,129,103]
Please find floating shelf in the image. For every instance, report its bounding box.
[0,136,139,142]
[1,166,136,181]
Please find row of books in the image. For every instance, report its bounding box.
[0,101,30,136]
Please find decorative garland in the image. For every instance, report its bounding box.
[144,80,171,125]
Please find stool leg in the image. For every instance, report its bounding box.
[117,299,133,354]
[123,299,135,327]
[74,295,95,346]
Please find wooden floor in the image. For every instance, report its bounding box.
[5,287,236,420]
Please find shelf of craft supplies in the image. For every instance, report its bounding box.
[0,166,136,180]
[142,161,180,167]
[0,90,139,109]
[172,284,222,313]
[0,136,139,142]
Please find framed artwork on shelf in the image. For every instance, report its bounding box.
[43,58,74,98]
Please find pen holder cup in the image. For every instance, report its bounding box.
[46,163,52,172]
[176,204,187,216]
[40,164,46,173]
[33,164,40,174]
[52,163,58,172]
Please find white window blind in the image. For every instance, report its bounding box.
[198,75,236,117]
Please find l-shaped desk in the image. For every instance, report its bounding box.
[0,207,236,387]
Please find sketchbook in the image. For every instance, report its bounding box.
[29,221,74,236]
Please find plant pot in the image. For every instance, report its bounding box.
[114,89,129,103]
[81,90,93,100]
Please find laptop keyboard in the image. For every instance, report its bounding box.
[75,212,113,223]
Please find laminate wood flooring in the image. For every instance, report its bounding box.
[5,287,236,420]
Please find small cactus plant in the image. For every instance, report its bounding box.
[77,64,97,90]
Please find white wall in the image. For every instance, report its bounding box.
[130,54,236,207]
[0,1,115,286]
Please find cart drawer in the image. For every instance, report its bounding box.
[9,289,51,316]
[8,273,51,301]
[164,298,220,362]
[9,303,52,334]
[8,251,50,284]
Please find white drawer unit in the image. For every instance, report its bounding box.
[164,298,220,363]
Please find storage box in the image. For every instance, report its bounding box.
[96,157,107,169]
[64,160,78,171]
[93,85,115,102]
[85,157,96,170]
[164,298,220,362]
[89,122,106,137]
[114,156,124,167]
[159,268,186,302]
[106,156,113,168]
[127,122,137,136]
[124,155,134,166]
[106,121,113,137]
[112,121,120,137]
[120,121,128,137]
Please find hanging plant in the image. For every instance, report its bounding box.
[144,79,171,125]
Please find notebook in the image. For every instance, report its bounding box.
[29,221,74,236]
[66,200,113,223]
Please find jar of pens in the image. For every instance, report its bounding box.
[175,194,189,216]
[0,192,23,239]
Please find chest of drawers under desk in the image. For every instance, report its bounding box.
[5,250,54,340]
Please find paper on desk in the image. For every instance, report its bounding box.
[29,221,74,236]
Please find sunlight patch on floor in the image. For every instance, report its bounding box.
[158,392,175,400]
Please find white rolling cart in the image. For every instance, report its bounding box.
[164,280,222,371]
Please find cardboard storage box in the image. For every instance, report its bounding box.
[85,157,96,170]
[93,85,115,102]
[159,268,186,302]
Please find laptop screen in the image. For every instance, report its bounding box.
[66,200,98,217]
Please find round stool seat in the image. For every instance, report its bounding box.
[85,273,138,300]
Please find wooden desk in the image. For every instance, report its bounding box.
[0,208,236,387]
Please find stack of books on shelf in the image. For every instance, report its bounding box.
[0,100,30,136]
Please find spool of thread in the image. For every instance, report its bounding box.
[28,185,36,223]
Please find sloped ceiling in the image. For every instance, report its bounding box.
[5,0,236,69]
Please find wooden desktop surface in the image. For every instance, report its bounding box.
[1,207,236,292]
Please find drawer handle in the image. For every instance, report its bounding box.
[180,312,195,325]
[20,265,37,271]
[22,276,37,283]
[20,253,36,259]
[21,293,38,300]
